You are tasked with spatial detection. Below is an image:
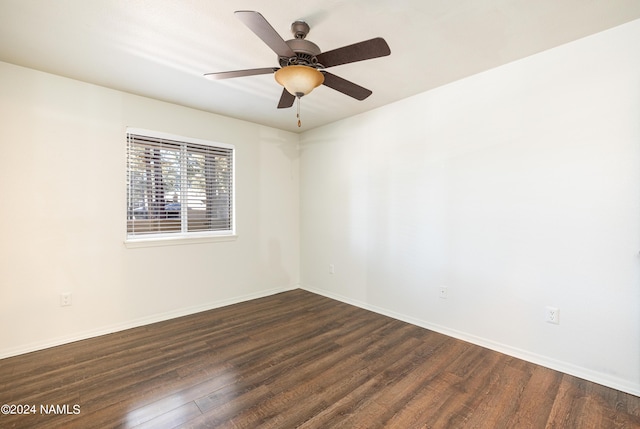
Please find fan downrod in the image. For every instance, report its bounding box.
[291,21,310,39]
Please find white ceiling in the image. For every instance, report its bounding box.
[1,0,639,133]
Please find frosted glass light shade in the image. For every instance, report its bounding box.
[274,65,324,97]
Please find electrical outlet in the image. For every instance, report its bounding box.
[328,264,335,274]
[545,306,559,324]
[60,293,72,307]
[439,286,448,299]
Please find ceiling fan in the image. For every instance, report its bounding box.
[204,10,391,126]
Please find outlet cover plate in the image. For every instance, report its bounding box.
[545,306,559,324]
[439,286,448,299]
[60,293,72,307]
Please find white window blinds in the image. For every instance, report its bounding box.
[126,129,234,239]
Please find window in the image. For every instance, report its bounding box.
[126,128,234,242]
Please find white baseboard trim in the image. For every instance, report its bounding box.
[0,285,296,360]
[300,285,640,397]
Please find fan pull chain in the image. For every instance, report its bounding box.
[296,96,301,127]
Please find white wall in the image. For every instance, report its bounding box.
[0,61,300,357]
[300,19,640,395]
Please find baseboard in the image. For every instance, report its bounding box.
[300,285,640,397]
[0,285,296,360]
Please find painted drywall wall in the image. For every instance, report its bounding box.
[300,19,640,395]
[0,61,300,357]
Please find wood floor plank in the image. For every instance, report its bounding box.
[502,365,563,428]
[241,328,424,428]
[131,401,202,429]
[1,289,638,429]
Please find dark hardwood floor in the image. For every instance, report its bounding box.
[1,289,638,428]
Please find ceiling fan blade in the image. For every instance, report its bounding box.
[317,37,390,68]
[321,72,372,100]
[277,88,295,109]
[204,67,278,80]
[235,11,296,58]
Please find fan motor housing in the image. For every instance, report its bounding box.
[277,20,322,68]
[286,38,321,56]
[280,39,321,67]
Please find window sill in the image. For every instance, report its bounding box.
[124,233,238,248]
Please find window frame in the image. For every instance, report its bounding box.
[124,128,236,248]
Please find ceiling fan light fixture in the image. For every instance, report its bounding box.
[275,65,324,97]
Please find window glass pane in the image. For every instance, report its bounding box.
[127,141,181,235]
[186,150,208,232]
[186,147,233,232]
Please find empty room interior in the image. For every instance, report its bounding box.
[1,0,639,427]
